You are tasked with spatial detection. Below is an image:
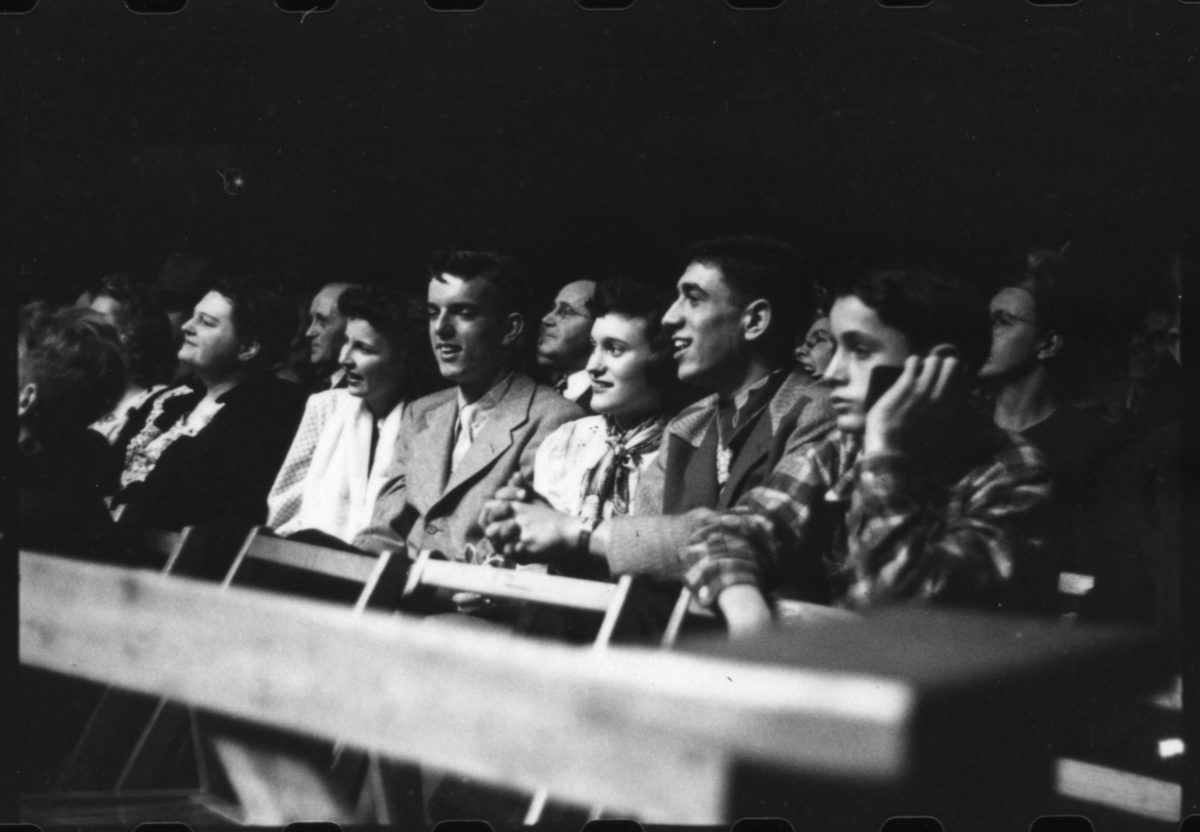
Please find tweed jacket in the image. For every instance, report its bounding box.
[603,366,835,579]
[353,373,583,560]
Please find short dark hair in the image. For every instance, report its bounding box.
[20,303,127,431]
[208,274,296,371]
[93,277,176,387]
[682,235,814,359]
[427,248,530,321]
[587,278,678,391]
[1001,249,1078,339]
[835,267,991,370]
[338,285,443,400]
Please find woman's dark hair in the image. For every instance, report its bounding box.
[93,276,176,387]
[20,302,127,431]
[835,267,992,371]
[587,278,679,393]
[338,285,444,400]
[208,274,296,372]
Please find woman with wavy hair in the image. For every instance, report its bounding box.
[267,285,442,544]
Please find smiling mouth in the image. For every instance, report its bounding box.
[436,344,462,359]
[671,338,690,357]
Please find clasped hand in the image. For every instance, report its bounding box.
[480,472,584,563]
[864,345,963,456]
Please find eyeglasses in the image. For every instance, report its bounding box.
[546,302,593,321]
[990,310,1037,329]
[802,330,835,349]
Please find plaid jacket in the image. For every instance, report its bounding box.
[602,366,835,580]
[682,416,1056,613]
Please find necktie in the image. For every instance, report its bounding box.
[450,403,476,472]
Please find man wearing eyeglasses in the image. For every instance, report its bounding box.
[536,279,596,408]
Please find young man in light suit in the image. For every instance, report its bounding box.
[353,249,583,561]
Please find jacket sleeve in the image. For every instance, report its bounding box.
[843,442,1054,610]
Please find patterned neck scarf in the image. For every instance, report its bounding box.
[579,414,667,526]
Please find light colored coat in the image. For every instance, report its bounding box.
[353,373,583,560]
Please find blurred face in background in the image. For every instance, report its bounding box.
[306,283,351,367]
[89,294,127,330]
[795,316,834,379]
[538,280,596,373]
[978,287,1041,381]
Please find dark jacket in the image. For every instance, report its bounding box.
[19,425,125,561]
[115,374,307,530]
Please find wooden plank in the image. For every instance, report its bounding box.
[20,552,913,822]
[236,532,382,584]
[1055,758,1181,822]
[412,556,619,613]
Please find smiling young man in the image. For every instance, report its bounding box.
[481,235,836,582]
[352,249,582,561]
[681,266,1056,635]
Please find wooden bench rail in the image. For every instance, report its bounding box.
[19,552,1168,824]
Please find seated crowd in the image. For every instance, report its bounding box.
[16,235,1184,813]
[19,236,1182,626]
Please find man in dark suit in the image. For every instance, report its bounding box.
[484,235,835,581]
[354,249,583,561]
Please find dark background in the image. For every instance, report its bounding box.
[10,0,1196,313]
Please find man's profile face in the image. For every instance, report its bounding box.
[824,294,914,435]
[978,287,1044,381]
[427,273,515,397]
[537,280,595,372]
[661,262,747,392]
[306,284,349,366]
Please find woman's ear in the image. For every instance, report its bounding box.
[237,338,262,364]
[1037,330,1063,361]
[501,313,524,347]
[18,383,37,418]
[742,299,772,344]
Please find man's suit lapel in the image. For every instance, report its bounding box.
[408,395,457,512]
[436,376,531,505]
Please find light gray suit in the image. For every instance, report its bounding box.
[353,373,583,560]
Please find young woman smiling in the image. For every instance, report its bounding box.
[481,279,679,573]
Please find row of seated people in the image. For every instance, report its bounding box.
[19,237,1180,630]
[17,236,1183,823]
